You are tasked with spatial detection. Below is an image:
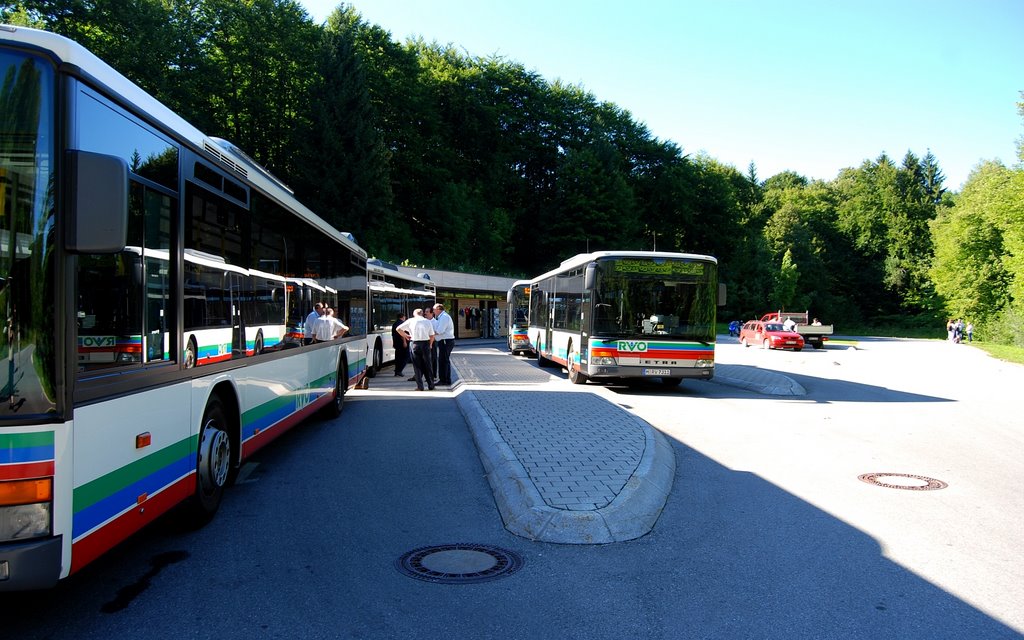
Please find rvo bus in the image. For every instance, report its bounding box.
[0,26,368,590]
[506,279,534,356]
[364,258,435,376]
[528,251,721,387]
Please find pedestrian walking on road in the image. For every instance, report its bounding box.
[433,303,456,385]
[397,309,435,391]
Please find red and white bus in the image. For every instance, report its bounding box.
[0,26,368,589]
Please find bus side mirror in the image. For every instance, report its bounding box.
[584,262,597,290]
[718,283,727,306]
[65,150,128,253]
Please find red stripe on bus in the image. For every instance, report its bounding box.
[0,461,55,480]
[70,474,193,574]
[240,394,332,459]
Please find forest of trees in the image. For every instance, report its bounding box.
[3,1,1023,344]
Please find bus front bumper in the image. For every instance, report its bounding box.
[585,365,714,380]
[0,535,62,591]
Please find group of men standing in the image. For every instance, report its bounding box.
[392,304,455,391]
[302,302,349,344]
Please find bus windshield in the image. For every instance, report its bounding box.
[509,284,529,328]
[0,48,57,419]
[591,257,717,342]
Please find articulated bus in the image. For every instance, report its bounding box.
[528,251,721,387]
[365,259,435,376]
[506,280,534,356]
[0,26,369,590]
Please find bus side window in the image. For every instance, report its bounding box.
[77,182,175,372]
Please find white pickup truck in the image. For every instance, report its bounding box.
[759,311,833,349]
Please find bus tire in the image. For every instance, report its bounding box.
[184,336,197,368]
[567,341,586,385]
[367,339,382,378]
[321,354,348,419]
[536,348,553,368]
[254,331,264,355]
[184,396,232,525]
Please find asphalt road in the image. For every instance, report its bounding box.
[4,337,1022,639]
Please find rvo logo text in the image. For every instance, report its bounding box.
[617,340,648,352]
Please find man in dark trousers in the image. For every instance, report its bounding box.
[432,303,456,385]
[391,313,408,376]
[396,309,436,391]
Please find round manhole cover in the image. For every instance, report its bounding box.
[858,473,948,491]
[396,543,523,584]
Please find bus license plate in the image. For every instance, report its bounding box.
[643,368,671,376]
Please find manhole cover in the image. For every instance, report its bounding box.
[858,473,948,491]
[395,543,523,584]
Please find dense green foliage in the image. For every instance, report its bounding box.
[3,1,1022,344]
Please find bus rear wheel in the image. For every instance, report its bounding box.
[321,355,348,419]
[367,340,382,378]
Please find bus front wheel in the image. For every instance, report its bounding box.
[185,397,232,525]
[567,342,587,385]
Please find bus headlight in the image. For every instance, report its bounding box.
[0,478,53,540]
[694,359,714,368]
[591,356,617,366]
[0,504,51,540]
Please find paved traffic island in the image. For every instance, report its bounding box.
[451,351,676,544]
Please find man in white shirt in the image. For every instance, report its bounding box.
[313,308,348,342]
[304,302,324,345]
[432,303,456,385]
[397,308,435,391]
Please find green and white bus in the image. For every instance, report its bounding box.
[528,251,721,387]
[506,280,534,356]
[0,25,368,589]
[364,259,435,376]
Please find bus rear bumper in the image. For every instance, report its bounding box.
[0,535,63,591]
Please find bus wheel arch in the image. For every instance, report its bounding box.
[184,335,197,368]
[567,341,587,385]
[254,331,264,355]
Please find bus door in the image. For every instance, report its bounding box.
[228,272,245,358]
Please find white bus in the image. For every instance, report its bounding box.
[528,251,721,387]
[364,259,435,376]
[0,26,369,590]
[506,279,534,356]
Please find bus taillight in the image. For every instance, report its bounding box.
[0,479,53,541]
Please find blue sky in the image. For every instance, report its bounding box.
[298,0,1023,191]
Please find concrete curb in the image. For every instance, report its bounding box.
[713,364,807,396]
[454,389,675,544]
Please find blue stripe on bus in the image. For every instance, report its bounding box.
[72,453,193,538]
[0,444,55,464]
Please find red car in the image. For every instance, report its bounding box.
[739,320,805,351]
